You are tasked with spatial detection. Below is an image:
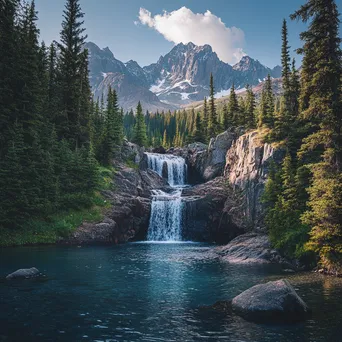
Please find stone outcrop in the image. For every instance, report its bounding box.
[224,130,285,229]
[231,279,310,323]
[6,267,41,280]
[215,233,293,268]
[182,177,244,243]
[168,128,239,184]
[119,139,145,165]
[64,218,117,245]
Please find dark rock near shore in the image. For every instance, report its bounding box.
[231,279,310,323]
[6,267,40,280]
[64,218,117,245]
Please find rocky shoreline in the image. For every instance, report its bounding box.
[61,129,290,267]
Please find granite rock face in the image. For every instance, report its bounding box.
[168,128,238,184]
[182,177,244,243]
[231,279,310,323]
[224,130,285,229]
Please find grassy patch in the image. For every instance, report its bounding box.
[0,167,114,247]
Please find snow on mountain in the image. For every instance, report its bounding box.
[85,41,282,112]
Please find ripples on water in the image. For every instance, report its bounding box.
[1,243,342,342]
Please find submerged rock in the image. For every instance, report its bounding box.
[215,233,294,268]
[6,267,40,280]
[231,279,310,323]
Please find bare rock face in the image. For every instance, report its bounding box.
[168,129,238,184]
[182,177,244,243]
[224,130,285,229]
[215,233,293,267]
[6,267,40,280]
[231,279,310,323]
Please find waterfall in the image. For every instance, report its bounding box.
[146,153,187,242]
[145,153,187,186]
[147,190,184,241]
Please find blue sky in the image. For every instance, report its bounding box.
[35,0,342,68]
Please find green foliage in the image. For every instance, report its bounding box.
[258,74,274,128]
[0,0,118,245]
[208,73,219,138]
[290,0,342,272]
[133,101,148,146]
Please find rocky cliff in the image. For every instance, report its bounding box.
[224,130,285,229]
[169,129,284,233]
[62,141,170,245]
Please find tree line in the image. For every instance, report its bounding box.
[0,0,143,231]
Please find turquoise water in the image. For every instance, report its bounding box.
[1,243,342,342]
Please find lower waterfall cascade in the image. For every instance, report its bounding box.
[145,153,187,242]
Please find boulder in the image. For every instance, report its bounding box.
[215,233,293,267]
[65,218,117,245]
[203,129,238,181]
[120,139,144,164]
[231,279,310,323]
[6,267,40,280]
[152,146,166,154]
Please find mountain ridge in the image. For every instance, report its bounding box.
[85,41,281,112]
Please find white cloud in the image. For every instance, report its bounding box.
[137,7,246,65]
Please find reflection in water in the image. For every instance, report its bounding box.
[1,243,342,342]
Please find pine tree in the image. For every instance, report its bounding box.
[291,0,342,272]
[0,0,20,156]
[245,85,256,129]
[162,129,168,148]
[222,103,230,130]
[133,101,147,147]
[228,83,239,126]
[17,0,42,143]
[208,73,218,138]
[289,58,300,119]
[57,0,88,146]
[0,123,29,226]
[281,19,291,97]
[202,97,209,140]
[258,75,274,128]
[193,112,206,143]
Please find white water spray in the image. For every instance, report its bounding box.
[145,153,187,186]
[146,153,187,241]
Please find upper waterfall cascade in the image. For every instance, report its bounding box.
[145,153,187,186]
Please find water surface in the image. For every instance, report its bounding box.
[1,243,342,342]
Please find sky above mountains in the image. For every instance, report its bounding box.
[35,0,342,68]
